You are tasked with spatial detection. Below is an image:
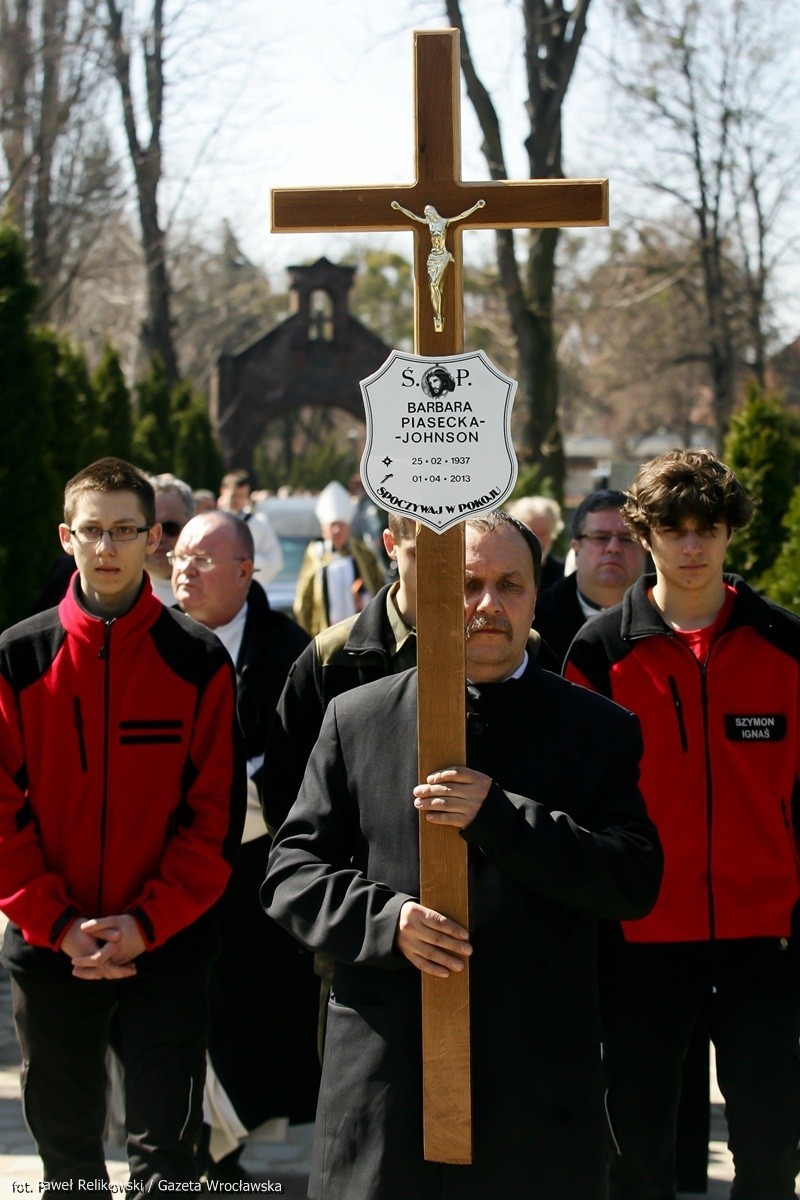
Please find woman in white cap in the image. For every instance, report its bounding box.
[293,481,386,636]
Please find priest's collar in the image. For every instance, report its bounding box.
[577,588,603,621]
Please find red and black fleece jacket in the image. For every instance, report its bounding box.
[564,575,800,947]
[0,576,246,952]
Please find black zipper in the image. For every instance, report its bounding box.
[97,620,113,913]
[654,632,719,952]
[780,797,798,868]
[668,676,688,751]
[73,697,88,772]
[699,656,717,954]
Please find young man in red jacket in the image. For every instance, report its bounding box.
[565,448,800,1200]
[0,458,245,1192]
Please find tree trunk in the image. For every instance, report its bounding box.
[700,235,736,448]
[105,0,179,386]
[527,227,565,493]
[30,0,69,284]
[445,0,592,499]
[136,159,179,382]
[1,0,33,230]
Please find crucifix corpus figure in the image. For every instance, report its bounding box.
[263,27,662,1195]
[391,198,485,332]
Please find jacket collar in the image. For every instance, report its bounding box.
[237,581,274,667]
[58,572,162,651]
[244,578,270,622]
[620,572,772,641]
[343,585,403,660]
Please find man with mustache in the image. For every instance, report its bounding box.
[265,513,557,1062]
[263,510,662,1200]
[266,514,557,838]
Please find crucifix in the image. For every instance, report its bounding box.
[272,28,608,1165]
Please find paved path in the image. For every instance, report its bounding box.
[0,964,312,1196]
[0,964,739,1198]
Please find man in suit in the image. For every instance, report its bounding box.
[217,469,283,589]
[263,510,662,1200]
[147,473,195,606]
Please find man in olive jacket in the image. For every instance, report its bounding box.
[263,512,662,1200]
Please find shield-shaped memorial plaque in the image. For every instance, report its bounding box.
[360,349,518,534]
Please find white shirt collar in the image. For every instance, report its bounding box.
[210,603,248,667]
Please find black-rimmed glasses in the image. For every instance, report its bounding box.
[69,525,151,544]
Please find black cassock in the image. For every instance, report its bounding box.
[264,661,662,1200]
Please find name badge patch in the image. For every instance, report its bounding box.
[724,714,786,742]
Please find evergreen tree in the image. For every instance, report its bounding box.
[759,483,800,616]
[36,329,101,483]
[723,381,800,580]
[172,387,224,491]
[0,224,60,629]
[509,462,545,501]
[93,344,133,461]
[132,364,222,485]
[133,357,174,472]
[347,249,414,350]
[255,432,358,495]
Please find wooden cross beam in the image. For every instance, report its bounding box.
[272,28,607,1166]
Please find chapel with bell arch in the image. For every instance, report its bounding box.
[211,257,393,470]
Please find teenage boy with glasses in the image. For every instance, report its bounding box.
[0,457,245,1192]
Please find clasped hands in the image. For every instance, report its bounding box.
[397,766,491,978]
[61,914,146,980]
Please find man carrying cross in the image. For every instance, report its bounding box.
[263,509,662,1200]
[269,22,625,1176]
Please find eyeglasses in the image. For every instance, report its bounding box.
[166,552,248,573]
[69,525,150,544]
[159,521,184,538]
[577,533,638,548]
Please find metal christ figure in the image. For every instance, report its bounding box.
[391,199,485,332]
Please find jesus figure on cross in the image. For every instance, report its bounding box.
[391,198,485,331]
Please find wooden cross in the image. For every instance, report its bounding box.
[272,28,607,1165]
